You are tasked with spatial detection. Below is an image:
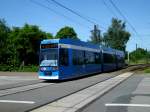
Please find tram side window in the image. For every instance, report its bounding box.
[120,57,124,63]
[112,54,116,63]
[103,53,109,63]
[95,53,101,64]
[117,55,124,63]
[72,50,101,65]
[85,52,95,64]
[103,53,115,63]
[59,48,68,66]
[117,55,120,63]
[72,50,84,65]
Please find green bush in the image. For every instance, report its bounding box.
[0,65,38,72]
[144,68,150,73]
[18,65,38,72]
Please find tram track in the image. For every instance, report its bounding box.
[0,80,43,91]
[0,64,146,91]
[28,64,149,111]
[0,64,149,112]
[0,82,54,97]
[0,64,147,97]
[0,64,148,96]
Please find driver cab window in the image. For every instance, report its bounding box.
[59,48,69,66]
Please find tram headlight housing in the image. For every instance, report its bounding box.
[52,66,58,70]
[40,67,46,71]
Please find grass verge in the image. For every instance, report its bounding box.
[0,65,38,72]
[144,67,150,73]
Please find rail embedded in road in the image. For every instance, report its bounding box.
[0,64,147,112]
[0,82,53,97]
[31,72,134,112]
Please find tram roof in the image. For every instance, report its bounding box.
[41,38,101,49]
[41,38,124,55]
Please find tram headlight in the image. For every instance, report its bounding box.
[52,66,58,70]
[40,67,46,71]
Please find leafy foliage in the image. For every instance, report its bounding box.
[0,19,53,70]
[130,48,150,62]
[0,19,11,64]
[103,18,130,51]
[46,33,53,39]
[11,24,53,66]
[144,68,150,73]
[55,26,78,39]
[0,19,80,71]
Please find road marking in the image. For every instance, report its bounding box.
[0,100,35,104]
[0,76,37,81]
[31,72,134,112]
[0,83,52,97]
[105,103,150,107]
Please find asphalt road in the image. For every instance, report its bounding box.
[0,71,121,112]
[0,65,148,112]
[0,73,41,90]
[80,73,150,112]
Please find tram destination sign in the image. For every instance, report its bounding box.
[41,44,58,49]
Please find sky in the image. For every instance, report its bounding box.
[0,0,150,52]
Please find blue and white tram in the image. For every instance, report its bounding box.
[39,39,102,80]
[102,46,117,72]
[38,38,125,80]
[115,49,125,69]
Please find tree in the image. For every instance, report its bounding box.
[0,19,11,64]
[46,33,53,39]
[10,24,52,66]
[90,25,102,44]
[103,18,130,51]
[130,48,149,62]
[55,26,78,39]
[0,18,54,71]
[6,27,20,66]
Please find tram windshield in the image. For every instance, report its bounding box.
[40,49,58,66]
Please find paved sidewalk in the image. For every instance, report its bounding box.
[0,72,39,87]
[31,72,133,112]
[0,72,38,76]
[127,76,150,112]
[80,73,150,112]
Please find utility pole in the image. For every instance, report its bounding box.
[128,51,130,64]
[146,48,148,64]
[136,43,137,64]
[148,50,150,64]
[90,25,102,45]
